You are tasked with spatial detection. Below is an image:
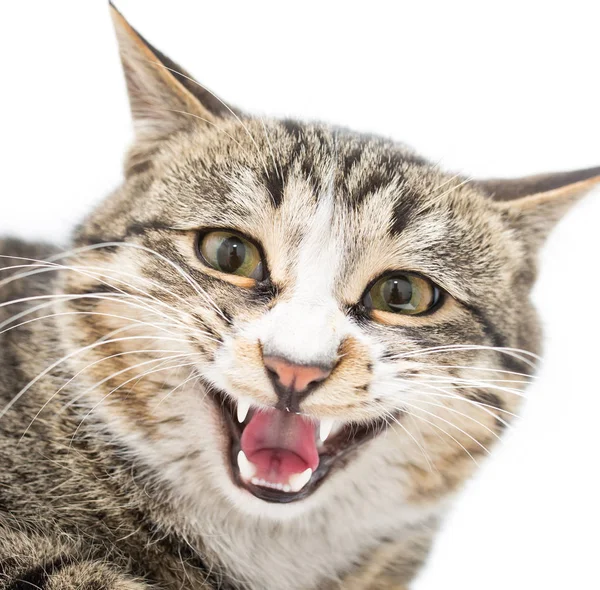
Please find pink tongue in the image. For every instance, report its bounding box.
[240,408,319,483]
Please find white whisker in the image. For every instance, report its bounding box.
[0,258,205,329]
[400,399,492,456]
[68,359,198,443]
[402,395,504,441]
[0,335,192,421]
[0,311,180,338]
[46,242,230,325]
[19,347,194,441]
[145,60,272,181]
[152,372,200,411]
[389,344,539,369]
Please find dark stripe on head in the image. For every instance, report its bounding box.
[271,120,326,206]
[280,119,304,140]
[340,144,364,179]
[467,304,534,376]
[391,182,423,235]
[262,168,285,208]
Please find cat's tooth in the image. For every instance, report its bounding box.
[319,419,334,442]
[288,468,312,493]
[237,398,251,423]
[237,450,256,481]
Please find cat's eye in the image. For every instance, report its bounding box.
[363,273,440,316]
[197,230,265,281]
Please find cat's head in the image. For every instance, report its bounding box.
[59,5,599,520]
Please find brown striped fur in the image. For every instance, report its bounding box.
[0,4,598,589]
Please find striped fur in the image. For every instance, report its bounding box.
[0,5,598,589]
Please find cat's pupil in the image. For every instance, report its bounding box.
[383,277,412,310]
[217,236,246,273]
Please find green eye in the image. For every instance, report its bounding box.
[363,273,440,316]
[197,231,264,280]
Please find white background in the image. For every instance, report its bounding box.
[1,2,599,588]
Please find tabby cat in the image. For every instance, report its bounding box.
[0,4,598,590]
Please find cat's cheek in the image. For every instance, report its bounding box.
[202,334,277,407]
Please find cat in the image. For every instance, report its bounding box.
[0,3,598,589]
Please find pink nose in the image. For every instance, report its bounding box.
[263,356,332,394]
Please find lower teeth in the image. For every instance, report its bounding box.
[238,451,313,493]
[250,478,291,492]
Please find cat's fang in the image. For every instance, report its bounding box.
[288,468,313,493]
[319,419,334,442]
[237,398,251,423]
[237,450,256,480]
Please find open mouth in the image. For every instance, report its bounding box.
[206,386,391,503]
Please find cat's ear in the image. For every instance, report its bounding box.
[477,166,600,250]
[109,2,232,140]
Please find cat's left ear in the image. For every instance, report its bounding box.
[109,2,233,141]
[477,166,600,250]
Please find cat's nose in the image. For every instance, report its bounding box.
[263,355,333,412]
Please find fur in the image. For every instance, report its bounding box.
[0,5,598,589]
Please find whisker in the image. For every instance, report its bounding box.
[378,375,517,429]
[372,400,481,467]
[1,246,230,326]
[18,347,193,441]
[400,399,492,456]
[389,344,539,369]
[425,173,462,199]
[0,257,198,316]
[63,353,196,412]
[402,395,505,440]
[0,334,193,421]
[404,373,533,385]
[46,242,231,325]
[151,371,200,411]
[404,387,518,420]
[154,108,256,163]
[370,399,480,466]
[0,292,216,342]
[0,259,202,329]
[145,60,272,180]
[0,310,180,338]
[402,373,529,399]
[415,176,474,214]
[415,363,538,380]
[377,406,435,470]
[62,356,194,422]
[68,359,198,444]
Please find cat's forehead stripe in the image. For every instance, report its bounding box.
[264,123,434,247]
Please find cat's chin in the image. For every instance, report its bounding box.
[202,382,394,504]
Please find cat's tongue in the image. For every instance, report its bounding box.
[240,408,319,491]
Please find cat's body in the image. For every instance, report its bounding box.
[0,5,598,590]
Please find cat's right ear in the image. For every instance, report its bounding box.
[109,2,232,142]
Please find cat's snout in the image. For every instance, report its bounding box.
[263,355,334,412]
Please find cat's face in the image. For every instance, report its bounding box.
[57,6,599,520]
